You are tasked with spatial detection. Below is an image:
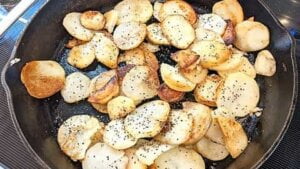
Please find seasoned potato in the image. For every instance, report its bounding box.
[113,21,147,50]
[80,11,105,30]
[217,117,248,158]
[180,65,208,84]
[254,50,276,76]
[197,14,227,35]
[182,102,212,144]
[67,42,96,69]
[21,60,65,99]
[146,23,170,45]
[125,148,147,169]
[139,42,160,53]
[57,115,104,161]
[117,64,135,83]
[157,83,185,102]
[104,10,119,33]
[196,137,229,161]
[205,118,224,145]
[65,38,87,48]
[107,96,136,120]
[194,74,222,107]
[118,48,146,66]
[160,63,196,92]
[212,0,244,25]
[63,12,94,41]
[211,52,243,71]
[190,40,231,68]
[159,0,197,24]
[124,100,170,138]
[222,20,236,45]
[216,72,259,117]
[211,107,235,119]
[195,27,224,43]
[82,143,128,169]
[151,147,205,169]
[143,48,159,71]
[153,1,163,21]
[91,32,119,68]
[161,15,195,49]
[61,72,91,103]
[171,49,199,69]
[91,103,108,114]
[155,110,193,145]
[234,20,270,52]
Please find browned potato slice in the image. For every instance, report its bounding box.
[65,38,87,48]
[217,117,248,158]
[157,83,185,102]
[194,74,222,107]
[212,0,244,25]
[139,42,160,53]
[180,65,208,84]
[20,60,65,99]
[80,11,105,30]
[222,20,236,45]
[254,50,276,76]
[210,52,243,71]
[125,148,147,169]
[117,64,135,83]
[146,23,170,45]
[171,49,199,69]
[143,48,159,71]
[118,48,146,66]
[104,10,118,33]
[107,96,136,120]
[197,14,227,35]
[196,137,229,161]
[91,103,108,114]
[211,107,235,119]
[205,118,224,145]
[67,42,96,69]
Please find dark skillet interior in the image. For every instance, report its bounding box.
[3,0,297,169]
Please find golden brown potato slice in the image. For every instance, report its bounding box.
[171,49,199,69]
[117,64,135,84]
[180,65,208,84]
[107,96,136,120]
[104,9,119,33]
[146,23,170,45]
[139,42,160,53]
[196,137,229,161]
[80,11,105,30]
[254,50,276,76]
[210,52,243,72]
[195,27,224,43]
[197,14,227,35]
[65,38,87,48]
[91,103,108,114]
[157,83,185,102]
[125,148,147,169]
[118,48,146,66]
[212,0,244,25]
[143,48,159,71]
[222,20,236,45]
[67,42,96,69]
[205,118,224,145]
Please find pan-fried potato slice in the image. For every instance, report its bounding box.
[143,48,159,71]
[190,40,231,68]
[171,49,199,69]
[118,48,145,66]
[218,57,256,78]
[67,42,96,69]
[103,119,138,150]
[212,0,244,26]
[104,10,119,33]
[234,20,270,52]
[216,72,259,117]
[153,2,163,21]
[91,32,119,68]
[159,0,197,24]
[107,96,136,120]
[180,65,208,84]
[91,103,108,114]
[117,64,136,84]
[155,110,193,145]
[82,143,128,169]
[211,52,243,71]
[80,11,105,30]
[57,115,104,161]
[124,100,170,138]
[61,72,91,103]
[222,20,236,45]
[162,15,195,49]
[205,118,224,145]
[195,27,224,43]
[125,148,147,169]
[197,14,227,35]
[63,12,94,41]
[217,117,248,158]
[254,50,276,76]
[136,140,175,165]
[139,42,160,53]
[182,102,212,145]
[113,21,147,50]
[196,137,229,161]
[160,63,196,92]
[146,23,170,45]
[194,74,222,107]
[158,83,185,102]
[152,147,205,169]
[211,107,235,119]
[122,66,159,101]
[65,38,87,48]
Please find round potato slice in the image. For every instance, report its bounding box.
[118,48,146,66]
[216,72,260,117]
[180,65,208,84]
[218,57,256,78]
[152,147,205,169]
[67,42,96,69]
[80,11,105,30]
[139,42,160,53]
[195,27,224,43]
[212,0,244,25]
[210,52,243,71]
[113,21,147,50]
[107,96,136,120]
[158,83,185,103]
[104,9,119,33]
[57,115,104,161]
[91,103,108,114]
[171,49,199,69]
[125,148,147,169]
[146,23,170,45]
[161,15,195,49]
[205,118,224,145]
[196,137,229,161]
[254,50,276,76]
[197,14,227,35]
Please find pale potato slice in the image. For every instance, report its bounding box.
[161,15,195,49]
[216,72,259,117]
[218,57,256,78]
[139,42,160,53]
[136,140,175,165]
[107,96,136,120]
[217,117,248,158]
[153,2,163,21]
[80,11,105,30]
[63,12,94,41]
[254,50,276,76]
[118,48,145,66]
[152,147,205,169]
[195,27,224,43]
[104,10,119,33]
[103,119,138,150]
[158,83,185,102]
[196,137,229,161]
[57,115,104,161]
[155,110,193,145]
[211,53,243,71]
[122,66,159,101]
[211,107,235,119]
[159,0,197,24]
[194,74,222,107]
[182,102,212,145]
[67,42,96,69]
[205,118,224,145]
[91,32,119,68]
[197,14,227,35]
[82,143,128,169]
[113,21,147,50]
[125,148,147,169]
[160,63,196,92]
[180,65,208,84]
[61,72,90,103]
[171,49,199,69]
[190,40,231,68]
[146,23,170,45]
[124,100,170,138]
[212,0,244,25]
[91,103,108,114]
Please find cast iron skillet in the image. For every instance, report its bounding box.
[1,0,298,168]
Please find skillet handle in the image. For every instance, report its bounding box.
[0,0,35,36]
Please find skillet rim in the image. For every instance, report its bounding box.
[0,0,298,168]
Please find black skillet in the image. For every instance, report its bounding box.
[1,0,297,168]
